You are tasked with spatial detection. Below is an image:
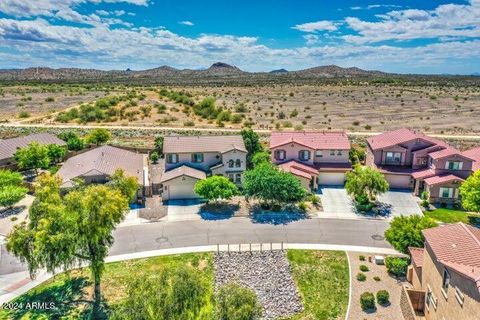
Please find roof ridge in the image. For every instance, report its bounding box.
[461,223,480,248]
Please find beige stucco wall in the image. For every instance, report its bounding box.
[426,181,462,204]
[271,142,349,165]
[431,155,473,179]
[161,175,200,201]
[165,151,221,171]
[421,244,480,320]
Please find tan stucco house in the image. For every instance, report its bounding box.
[404,223,480,320]
[160,135,247,201]
[367,128,479,205]
[269,131,352,191]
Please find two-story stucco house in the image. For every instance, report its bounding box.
[160,135,247,201]
[366,128,477,205]
[404,223,480,320]
[269,131,352,191]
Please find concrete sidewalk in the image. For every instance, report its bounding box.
[0,243,400,304]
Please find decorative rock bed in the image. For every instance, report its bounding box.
[214,250,303,319]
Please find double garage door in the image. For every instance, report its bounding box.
[318,172,346,186]
[164,177,200,201]
[384,174,412,189]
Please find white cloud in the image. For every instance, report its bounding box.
[344,0,480,44]
[292,20,337,33]
[303,34,319,45]
[179,20,194,26]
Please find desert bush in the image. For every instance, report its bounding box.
[385,257,409,277]
[359,255,366,261]
[359,265,369,272]
[356,272,366,282]
[376,290,390,305]
[360,292,375,311]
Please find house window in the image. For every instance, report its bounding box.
[442,269,450,294]
[440,187,453,198]
[330,150,335,156]
[299,150,310,161]
[386,152,402,163]
[192,153,204,163]
[426,285,437,310]
[447,161,462,170]
[275,150,286,160]
[337,150,342,156]
[235,159,241,167]
[228,160,234,168]
[166,154,178,164]
[228,173,234,182]
[235,173,241,184]
[315,150,323,157]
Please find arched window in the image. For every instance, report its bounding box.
[228,159,234,168]
[235,159,241,167]
[235,173,242,183]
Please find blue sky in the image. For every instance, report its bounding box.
[0,0,479,74]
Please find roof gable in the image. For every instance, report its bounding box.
[367,128,447,151]
[163,135,246,154]
[270,131,350,150]
[0,133,66,160]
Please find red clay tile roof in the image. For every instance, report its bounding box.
[367,128,447,151]
[57,145,144,186]
[463,147,480,171]
[409,247,425,268]
[0,133,66,161]
[270,131,350,150]
[412,168,435,179]
[424,174,464,186]
[314,162,352,172]
[163,135,246,154]
[423,223,480,289]
[160,165,206,183]
[278,160,319,179]
[428,147,475,161]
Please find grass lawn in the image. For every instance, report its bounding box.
[424,208,480,225]
[0,253,215,320]
[286,250,349,320]
[1,250,349,320]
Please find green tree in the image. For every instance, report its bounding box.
[251,151,270,167]
[86,128,111,145]
[154,136,164,154]
[194,176,239,202]
[107,169,140,203]
[345,166,389,202]
[384,215,438,253]
[7,173,129,318]
[240,129,263,168]
[58,131,84,151]
[46,144,66,164]
[0,170,28,209]
[150,151,159,164]
[112,266,207,320]
[216,283,262,320]
[460,171,480,213]
[243,163,306,207]
[14,142,50,174]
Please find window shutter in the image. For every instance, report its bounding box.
[298,151,302,160]
[454,189,459,198]
[459,162,463,170]
[449,188,453,198]
[439,188,444,198]
[445,161,450,169]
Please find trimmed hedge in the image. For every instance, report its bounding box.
[360,292,375,311]
[385,256,409,277]
[377,290,390,305]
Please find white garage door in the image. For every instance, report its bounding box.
[318,172,346,186]
[167,180,199,200]
[384,174,412,189]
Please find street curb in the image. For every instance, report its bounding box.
[0,243,401,304]
[345,252,352,320]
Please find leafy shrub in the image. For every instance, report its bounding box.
[385,256,409,277]
[359,255,366,261]
[356,272,366,282]
[184,121,195,127]
[376,290,390,305]
[298,201,308,211]
[373,276,381,282]
[359,265,369,272]
[360,292,375,311]
[18,111,30,118]
[45,97,55,102]
[384,215,437,253]
[216,283,262,320]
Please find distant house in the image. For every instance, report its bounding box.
[269,131,352,190]
[160,135,247,201]
[0,133,67,168]
[56,145,149,199]
[405,223,480,320]
[366,128,477,204]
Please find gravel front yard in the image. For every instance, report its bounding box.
[348,252,407,320]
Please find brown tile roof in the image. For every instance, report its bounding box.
[314,162,352,172]
[278,160,319,179]
[56,145,145,186]
[428,147,475,161]
[0,133,66,161]
[409,247,425,268]
[163,135,246,154]
[411,168,435,180]
[424,174,464,186]
[160,165,206,183]
[270,131,350,150]
[367,128,447,151]
[463,147,480,171]
[423,223,480,289]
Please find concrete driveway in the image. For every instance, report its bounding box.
[165,199,203,221]
[377,190,423,217]
[317,186,356,219]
